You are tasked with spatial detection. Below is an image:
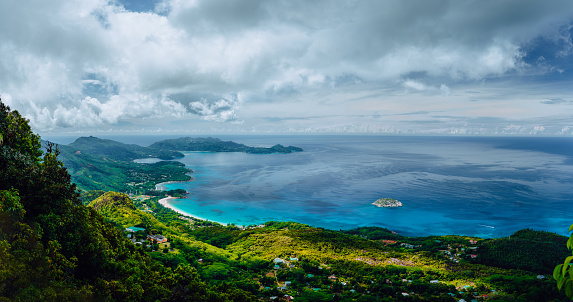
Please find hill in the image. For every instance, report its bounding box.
[53,139,191,192]
[471,229,569,274]
[88,191,161,228]
[149,136,303,153]
[68,136,184,161]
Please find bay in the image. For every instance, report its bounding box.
[153,135,573,238]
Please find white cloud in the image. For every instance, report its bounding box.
[188,95,242,123]
[1,0,573,133]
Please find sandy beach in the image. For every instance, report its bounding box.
[158,196,228,226]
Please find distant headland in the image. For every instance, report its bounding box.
[372,198,403,207]
[149,137,303,154]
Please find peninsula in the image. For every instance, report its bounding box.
[372,198,403,207]
[52,136,303,193]
[149,137,303,154]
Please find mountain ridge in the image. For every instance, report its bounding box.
[149,136,303,154]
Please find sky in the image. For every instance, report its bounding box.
[2,0,573,136]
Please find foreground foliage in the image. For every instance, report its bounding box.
[554,223,573,299]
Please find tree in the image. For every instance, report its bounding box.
[554,223,573,299]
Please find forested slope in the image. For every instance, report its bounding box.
[0,99,254,301]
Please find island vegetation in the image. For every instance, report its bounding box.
[1,98,571,301]
[149,136,303,154]
[373,198,403,208]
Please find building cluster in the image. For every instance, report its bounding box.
[125,226,169,250]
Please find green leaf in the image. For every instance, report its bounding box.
[559,276,567,290]
[566,279,573,298]
[568,236,573,250]
[555,264,564,280]
[564,256,573,276]
[569,224,573,233]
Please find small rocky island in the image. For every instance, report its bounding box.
[372,198,403,207]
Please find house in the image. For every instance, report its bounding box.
[469,240,477,244]
[537,275,546,279]
[148,234,167,243]
[430,280,439,283]
[470,254,477,258]
[284,281,291,287]
[401,292,409,296]
[273,258,285,264]
[289,257,298,261]
[328,275,336,281]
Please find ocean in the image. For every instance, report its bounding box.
[47,134,573,238]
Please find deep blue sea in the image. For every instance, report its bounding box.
[47,135,573,238]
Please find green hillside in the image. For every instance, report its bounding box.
[88,191,160,228]
[54,140,191,192]
[67,136,184,161]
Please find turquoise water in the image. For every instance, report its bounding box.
[156,136,573,238]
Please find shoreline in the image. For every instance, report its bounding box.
[154,178,193,191]
[157,196,228,226]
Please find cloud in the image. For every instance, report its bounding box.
[1,0,573,132]
[402,80,451,96]
[188,95,243,123]
[540,98,570,104]
[27,95,189,130]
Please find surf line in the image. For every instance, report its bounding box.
[479,224,495,229]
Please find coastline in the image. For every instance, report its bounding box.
[158,196,230,226]
[155,178,193,191]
